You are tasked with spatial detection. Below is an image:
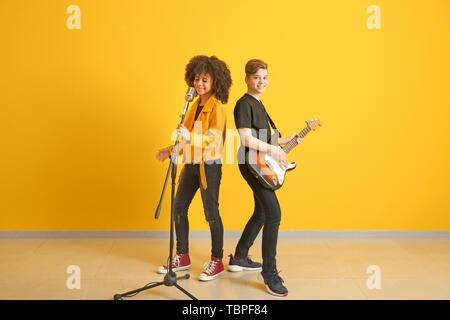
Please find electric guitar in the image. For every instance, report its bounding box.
[245,119,322,190]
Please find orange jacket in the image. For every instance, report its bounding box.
[167,94,226,189]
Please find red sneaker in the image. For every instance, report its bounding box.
[199,257,224,281]
[157,252,191,274]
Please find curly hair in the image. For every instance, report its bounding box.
[185,55,232,104]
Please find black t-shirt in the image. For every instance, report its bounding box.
[194,105,204,121]
[234,93,273,161]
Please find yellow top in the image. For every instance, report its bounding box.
[167,93,227,189]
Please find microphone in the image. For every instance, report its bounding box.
[185,87,196,102]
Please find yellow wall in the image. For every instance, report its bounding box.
[1,0,449,231]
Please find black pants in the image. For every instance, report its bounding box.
[235,164,281,272]
[174,163,223,259]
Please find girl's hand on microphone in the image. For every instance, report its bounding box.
[176,124,191,142]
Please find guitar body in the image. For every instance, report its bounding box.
[244,119,322,190]
[245,150,296,190]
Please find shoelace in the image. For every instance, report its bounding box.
[266,270,284,283]
[166,254,181,268]
[202,260,218,274]
[245,255,255,264]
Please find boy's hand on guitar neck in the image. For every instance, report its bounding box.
[277,133,303,146]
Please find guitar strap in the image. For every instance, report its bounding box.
[263,106,282,138]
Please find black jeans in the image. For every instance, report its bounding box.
[174,163,224,259]
[235,164,281,272]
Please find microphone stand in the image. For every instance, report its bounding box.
[113,88,197,300]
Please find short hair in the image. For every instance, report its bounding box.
[185,55,232,104]
[245,59,268,76]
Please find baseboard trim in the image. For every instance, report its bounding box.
[0,230,449,239]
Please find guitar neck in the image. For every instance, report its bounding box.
[281,125,312,154]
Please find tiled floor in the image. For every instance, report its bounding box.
[0,237,449,300]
